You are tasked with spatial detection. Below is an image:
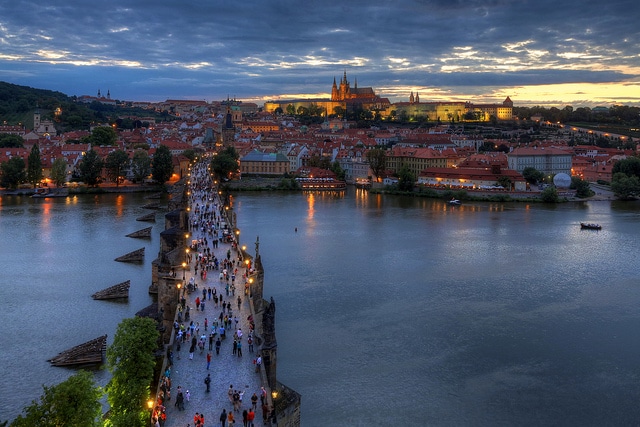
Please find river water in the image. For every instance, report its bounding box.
[1,189,639,425]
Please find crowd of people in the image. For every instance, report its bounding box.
[151,160,272,427]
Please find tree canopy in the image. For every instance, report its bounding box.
[131,150,152,183]
[151,145,173,184]
[105,316,159,427]
[210,146,239,181]
[366,148,386,180]
[78,149,104,186]
[0,134,24,148]
[10,371,102,427]
[26,143,42,188]
[51,158,67,187]
[104,150,130,186]
[1,156,26,189]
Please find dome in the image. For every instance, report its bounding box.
[553,173,571,188]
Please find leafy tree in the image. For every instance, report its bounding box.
[397,164,416,191]
[522,167,544,184]
[78,149,103,186]
[612,156,640,179]
[105,316,159,427]
[10,371,102,427]
[611,172,640,200]
[366,148,386,181]
[0,156,26,189]
[26,143,42,188]
[570,176,594,198]
[330,161,346,181]
[210,146,239,181]
[105,150,130,186]
[285,104,295,115]
[497,176,512,190]
[131,150,151,183]
[0,134,24,148]
[90,126,118,146]
[540,186,559,203]
[182,148,197,163]
[151,145,173,184]
[51,158,67,187]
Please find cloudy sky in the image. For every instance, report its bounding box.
[1,0,638,107]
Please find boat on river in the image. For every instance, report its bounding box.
[448,198,461,206]
[580,222,602,230]
[31,188,69,198]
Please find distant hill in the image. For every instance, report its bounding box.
[0,81,172,132]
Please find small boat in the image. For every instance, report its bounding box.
[31,188,69,198]
[580,222,602,230]
[448,198,461,206]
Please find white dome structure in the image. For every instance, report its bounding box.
[553,173,572,188]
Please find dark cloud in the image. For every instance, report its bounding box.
[0,0,638,106]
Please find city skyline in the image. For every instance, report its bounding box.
[1,0,638,108]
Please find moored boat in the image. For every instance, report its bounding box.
[31,188,69,198]
[580,222,602,230]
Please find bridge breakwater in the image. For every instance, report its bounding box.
[148,176,300,426]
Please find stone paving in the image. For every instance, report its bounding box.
[162,192,266,427]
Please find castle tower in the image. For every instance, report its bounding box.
[410,91,415,103]
[339,70,350,100]
[331,77,339,101]
[97,89,101,98]
[416,92,420,103]
[107,89,111,99]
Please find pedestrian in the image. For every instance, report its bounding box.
[207,352,212,369]
[215,337,221,355]
[185,389,190,402]
[209,331,214,350]
[236,340,242,357]
[255,355,262,372]
[189,342,195,360]
[242,409,248,427]
[261,403,269,424]
[260,387,266,404]
[250,393,258,410]
[237,296,242,310]
[227,410,235,426]
[204,373,211,392]
[232,339,237,355]
[220,408,227,427]
[247,408,255,427]
[247,336,253,353]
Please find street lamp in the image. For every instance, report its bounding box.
[147,399,154,424]
[182,262,186,280]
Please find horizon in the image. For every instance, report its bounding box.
[1,1,638,109]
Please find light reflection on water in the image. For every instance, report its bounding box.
[0,193,160,422]
[235,190,640,426]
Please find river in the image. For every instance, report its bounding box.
[1,189,639,425]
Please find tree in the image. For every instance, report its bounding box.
[105,150,130,186]
[210,146,239,181]
[10,371,102,427]
[366,148,386,181]
[151,145,173,184]
[51,158,67,187]
[285,104,295,115]
[131,150,151,183]
[90,126,118,146]
[26,143,42,188]
[105,316,159,427]
[612,156,640,179]
[182,148,197,163]
[611,172,640,200]
[522,167,544,184]
[330,160,346,181]
[0,134,24,148]
[0,156,26,189]
[497,176,512,190]
[540,186,559,203]
[78,149,103,186]
[570,176,594,198]
[397,164,416,191]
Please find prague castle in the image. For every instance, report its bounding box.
[264,71,513,121]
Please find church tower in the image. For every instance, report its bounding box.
[33,109,41,130]
[410,91,415,103]
[339,70,350,101]
[331,77,339,101]
[415,92,420,103]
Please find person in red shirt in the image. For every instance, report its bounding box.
[247,408,255,426]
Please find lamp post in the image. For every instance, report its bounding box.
[182,262,186,280]
[147,399,154,426]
